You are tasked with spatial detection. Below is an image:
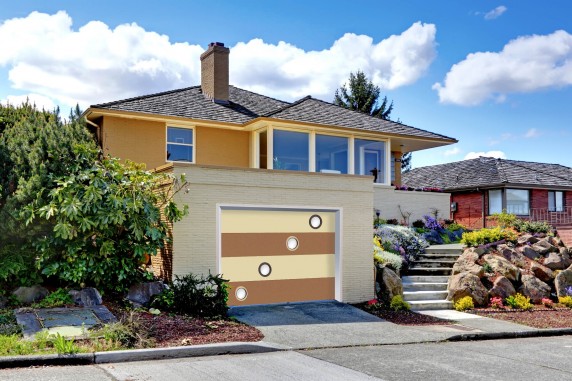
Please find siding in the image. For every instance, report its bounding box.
[374,186,451,224]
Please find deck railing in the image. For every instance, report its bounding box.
[529,206,572,225]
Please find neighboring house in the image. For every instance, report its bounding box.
[402,157,572,245]
[84,42,457,306]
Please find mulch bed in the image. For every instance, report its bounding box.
[352,303,453,325]
[470,306,572,329]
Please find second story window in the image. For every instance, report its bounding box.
[167,127,194,162]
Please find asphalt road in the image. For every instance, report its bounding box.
[2,336,572,380]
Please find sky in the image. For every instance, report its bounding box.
[0,1,571,169]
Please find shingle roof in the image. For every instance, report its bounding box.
[402,157,572,190]
[91,86,455,142]
[266,96,456,141]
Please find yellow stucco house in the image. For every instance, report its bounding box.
[84,42,456,306]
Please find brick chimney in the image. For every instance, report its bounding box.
[200,42,230,104]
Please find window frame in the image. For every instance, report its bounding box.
[487,188,530,216]
[166,125,195,163]
[548,190,565,212]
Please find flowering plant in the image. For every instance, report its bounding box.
[541,298,554,308]
[374,224,428,264]
[489,297,504,309]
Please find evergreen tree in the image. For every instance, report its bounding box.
[401,152,412,173]
[334,70,393,120]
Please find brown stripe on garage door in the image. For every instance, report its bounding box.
[227,278,335,306]
[221,232,335,257]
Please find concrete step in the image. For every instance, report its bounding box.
[407,299,454,311]
[403,290,448,301]
[407,267,453,276]
[413,259,457,268]
[425,246,464,255]
[402,275,450,283]
[418,253,461,261]
[402,282,448,292]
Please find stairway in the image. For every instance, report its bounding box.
[402,244,463,310]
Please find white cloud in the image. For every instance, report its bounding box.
[433,30,572,106]
[2,93,56,110]
[484,6,507,20]
[524,128,540,138]
[444,147,461,156]
[464,151,507,160]
[0,11,437,109]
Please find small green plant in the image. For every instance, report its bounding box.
[51,333,79,354]
[151,288,175,310]
[505,293,532,310]
[461,226,517,247]
[454,296,474,311]
[558,296,572,308]
[446,222,466,232]
[490,210,517,228]
[513,219,552,234]
[32,288,73,308]
[168,273,229,318]
[482,262,493,274]
[389,295,410,311]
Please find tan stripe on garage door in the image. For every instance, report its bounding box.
[221,232,335,257]
[221,209,335,233]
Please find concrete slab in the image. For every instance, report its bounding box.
[416,309,484,320]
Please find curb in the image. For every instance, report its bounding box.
[446,328,572,342]
[0,341,288,369]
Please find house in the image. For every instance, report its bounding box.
[84,42,457,306]
[402,157,572,245]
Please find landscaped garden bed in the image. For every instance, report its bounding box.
[469,306,572,329]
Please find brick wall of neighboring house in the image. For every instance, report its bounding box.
[566,191,572,208]
[451,191,485,229]
[171,163,374,304]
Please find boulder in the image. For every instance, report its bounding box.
[12,285,49,305]
[452,250,484,277]
[548,235,563,247]
[498,245,526,268]
[0,295,7,309]
[529,261,554,282]
[518,274,551,303]
[531,239,557,255]
[555,268,572,298]
[520,245,540,260]
[447,273,488,306]
[483,254,520,282]
[127,281,167,307]
[544,252,568,270]
[560,247,572,267]
[488,276,516,300]
[69,288,103,307]
[518,234,539,245]
[378,266,403,300]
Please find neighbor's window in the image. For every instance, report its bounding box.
[549,191,564,212]
[273,130,309,171]
[315,134,348,174]
[506,189,529,215]
[167,127,194,162]
[488,189,503,215]
[355,139,386,183]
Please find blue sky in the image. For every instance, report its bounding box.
[1,1,571,168]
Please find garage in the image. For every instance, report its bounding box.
[219,207,339,306]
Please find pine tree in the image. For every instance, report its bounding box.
[334,70,393,120]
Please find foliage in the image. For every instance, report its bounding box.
[0,309,20,336]
[411,219,425,229]
[505,293,532,310]
[482,262,493,274]
[454,296,474,311]
[365,298,382,312]
[559,296,572,308]
[93,313,151,349]
[490,210,517,229]
[32,288,73,308]
[51,333,79,355]
[386,218,399,225]
[21,145,188,293]
[461,226,518,247]
[423,215,442,230]
[373,217,386,228]
[334,70,393,120]
[151,287,175,311]
[374,225,428,264]
[0,244,41,290]
[389,295,410,312]
[446,222,466,232]
[541,298,554,308]
[164,273,229,318]
[489,297,504,309]
[513,220,552,234]
[420,215,464,245]
[373,247,403,272]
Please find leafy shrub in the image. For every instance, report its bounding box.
[0,309,20,336]
[373,217,386,228]
[32,288,73,308]
[446,222,466,232]
[51,333,79,355]
[505,293,532,310]
[490,210,517,228]
[365,298,382,311]
[489,297,504,309]
[513,220,552,234]
[454,296,474,311]
[167,273,229,318]
[461,226,518,247]
[389,295,410,311]
[374,225,428,264]
[559,296,572,308]
[373,245,403,272]
[411,219,425,229]
[151,288,175,311]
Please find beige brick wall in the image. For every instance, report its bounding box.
[171,164,374,303]
[374,186,451,224]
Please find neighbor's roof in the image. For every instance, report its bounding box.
[402,157,572,190]
[90,86,456,142]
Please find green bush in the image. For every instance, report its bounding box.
[490,211,517,228]
[505,293,532,310]
[389,295,410,311]
[461,226,517,247]
[166,273,229,318]
[446,222,466,232]
[559,296,572,308]
[513,220,552,234]
[32,288,73,308]
[454,296,474,311]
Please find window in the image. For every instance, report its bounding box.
[258,130,268,169]
[549,191,564,212]
[506,189,529,215]
[273,130,309,171]
[167,127,193,162]
[488,189,502,215]
[355,139,386,183]
[315,134,348,174]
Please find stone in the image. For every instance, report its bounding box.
[531,239,557,255]
[518,274,551,303]
[521,245,540,260]
[452,250,484,277]
[69,287,103,307]
[378,266,403,300]
[12,285,49,305]
[549,235,563,247]
[560,247,572,268]
[499,245,526,268]
[529,261,554,282]
[488,276,516,300]
[483,254,520,282]
[447,272,488,306]
[127,281,167,307]
[0,295,7,309]
[518,234,538,245]
[555,268,572,298]
[544,252,568,270]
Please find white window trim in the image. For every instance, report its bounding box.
[166,125,196,163]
